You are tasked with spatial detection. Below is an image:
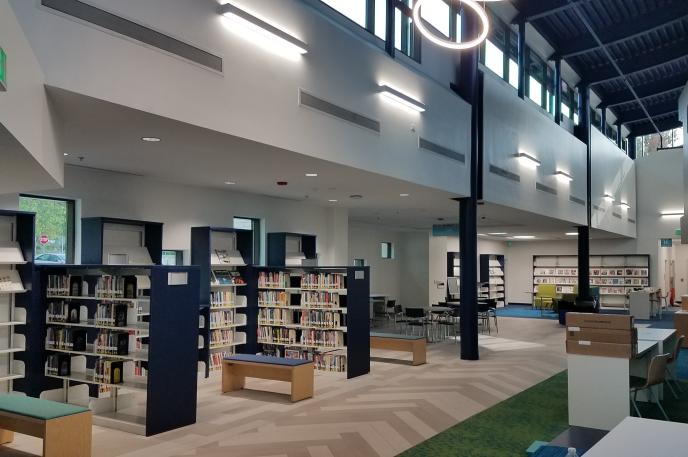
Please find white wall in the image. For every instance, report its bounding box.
[399,231,429,308]
[590,128,637,237]
[10,0,471,197]
[0,165,348,266]
[482,73,588,226]
[0,1,62,193]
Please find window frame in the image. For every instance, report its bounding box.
[19,194,76,264]
[161,249,184,266]
[380,241,394,259]
[233,216,262,266]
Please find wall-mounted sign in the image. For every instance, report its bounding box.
[0,47,6,91]
[432,224,459,237]
[660,238,673,248]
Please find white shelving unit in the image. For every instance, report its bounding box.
[0,220,28,392]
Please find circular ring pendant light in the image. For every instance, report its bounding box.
[412,0,490,50]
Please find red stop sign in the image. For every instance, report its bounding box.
[39,235,49,245]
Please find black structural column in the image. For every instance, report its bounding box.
[578,225,591,299]
[600,107,607,134]
[554,58,562,124]
[517,18,526,99]
[616,123,623,148]
[628,136,637,159]
[385,0,395,57]
[455,5,481,361]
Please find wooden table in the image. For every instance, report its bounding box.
[370,332,426,365]
[584,417,688,456]
[222,354,314,402]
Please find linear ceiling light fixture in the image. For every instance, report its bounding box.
[566,232,578,236]
[412,0,489,50]
[513,235,535,240]
[219,2,308,60]
[618,202,631,209]
[378,84,426,113]
[603,193,615,203]
[554,170,573,183]
[515,151,541,169]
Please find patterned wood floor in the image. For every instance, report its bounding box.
[4,317,567,457]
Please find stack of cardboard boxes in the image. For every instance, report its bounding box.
[565,313,637,358]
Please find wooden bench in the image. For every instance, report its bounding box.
[0,394,91,457]
[222,354,314,402]
[370,332,427,365]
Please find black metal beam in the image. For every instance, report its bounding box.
[555,5,688,59]
[584,39,688,86]
[618,99,678,124]
[629,117,681,137]
[512,0,589,23]
[616,123,622,148]
[554,58,562,124]
[623,110,677,126]
[578,225,591,300]
[385,0,395,57]
[517,18,526,99]
[601,76,688,109]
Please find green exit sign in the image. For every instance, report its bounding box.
[0,47,6,91]
[676,229,682,237]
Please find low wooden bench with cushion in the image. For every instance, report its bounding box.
[370,332,427,365]
[222,354,314,402]
[0,394,91,457]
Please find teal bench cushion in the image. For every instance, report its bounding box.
[370,332,424,340]
[0,394,89,420]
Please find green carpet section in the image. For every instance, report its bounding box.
[399,371,569,457]
[635,381,688,422]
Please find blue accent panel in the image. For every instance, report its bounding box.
[345,266,370,379]
[225,354,312,366]
[146,266,199,436]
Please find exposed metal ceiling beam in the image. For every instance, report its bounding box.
[565,0,662,136]
[512,0,588,24]
[585,41,688,86]
[554,8,688,59]
[600,76,688,109]
[621,109,677,125]
[629,118,682,137]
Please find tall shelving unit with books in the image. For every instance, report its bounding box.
[446,252,460,301]
[0,210,34,393]
[480,254,506,307]
[532,255,650,308]
[255,266,370,379]
[191,227,254,376]
[36,264,199,436]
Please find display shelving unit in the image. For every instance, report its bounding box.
[254,266,369,379]
[480,254,506,307]
[35,264,199,436]
[267,232,317,267]
[0,210,34,393]
[446,252,460,301]
[532,254,650,308]
[81,217,163,265]
[191,227,255,377]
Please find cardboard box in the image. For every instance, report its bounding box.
[675,312,688,348]
[566,312,634,330]
[566,340,637,359]
[567,327,637,344]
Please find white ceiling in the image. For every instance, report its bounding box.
[47,86,626,240]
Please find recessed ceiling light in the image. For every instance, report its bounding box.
[305,173,318,177]
[488,232,507,236]
[513,235,535,239]
[566,232,578,236]
[400,193,410,197]
[328,199,338,203]
[224,181,236,185]
[141,137,161,142]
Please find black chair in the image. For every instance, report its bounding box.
[478,300,498,334]
[404,307,428,336]
[393,303,405,329]
[437,306,460,339]
[385,299,396,320]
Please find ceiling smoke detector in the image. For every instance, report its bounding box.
[277,181,288,186]
[349,194,363,199]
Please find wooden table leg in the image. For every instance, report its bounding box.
[222,362,245,393]
[412,340,427,366]
[43,412,91,457]
[0,429,14,445]
[290,364,314,402]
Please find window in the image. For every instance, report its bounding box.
[320,0,367,28]
[636,127,685,156]
[528,76,542,107]
[381,242,394,259]
[484,40,504,78]
[420,0,450,37]
[374,0,387,39]
[161,250,183,266]
[508,59,519,89]
[353,258,366,267]
[233,217,262,265]
[18,195,75,264]
[527,51,546,109]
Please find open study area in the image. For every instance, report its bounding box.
[1,0,688,456]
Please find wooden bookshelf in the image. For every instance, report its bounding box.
[532,254,650,307]
[254,266,369,379]
[191,227,254,377]
[34,264,199,437]
[0,210,34,392]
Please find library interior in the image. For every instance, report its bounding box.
[2,0,688,456]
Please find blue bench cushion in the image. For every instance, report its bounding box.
[224,354,312,366]
[0,394,89,420]
[533,446,584,457]
[370,332,425,340]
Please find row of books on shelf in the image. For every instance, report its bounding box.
[258,309,345,328]
[257,271,346,290]
[46,328,129,355]
[534,277,649,286]
[210,290,236,306]
[209,309,241,328]
[261,346,347,373]
[47,274,141,299]
[209,329,242,347]
[533,285,647,295]
[258,290,289,306]
[533,268,649,277]
[47,301,130,327]
[209,350,234,371]
[258,271,290,288]
[258,327,344,347]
